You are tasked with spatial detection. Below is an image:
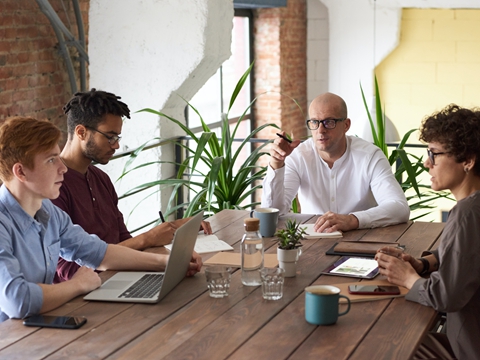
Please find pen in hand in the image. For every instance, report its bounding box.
[159,211,165,223]
[276,133,293,143]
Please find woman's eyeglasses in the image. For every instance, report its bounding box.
[427,148,448,166]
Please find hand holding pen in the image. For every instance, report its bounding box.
[269,131,301,170]
[159,211,166,223]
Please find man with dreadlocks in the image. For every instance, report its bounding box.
[53,89,209,283]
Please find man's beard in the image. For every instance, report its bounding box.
[83,136,109,165]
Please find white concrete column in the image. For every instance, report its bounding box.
[88,0,233,230]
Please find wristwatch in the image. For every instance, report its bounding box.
[418,257,430,275]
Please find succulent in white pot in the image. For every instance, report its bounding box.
[274,219,306,277]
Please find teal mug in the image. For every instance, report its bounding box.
[305,285,351,325]
[250,208,279,237]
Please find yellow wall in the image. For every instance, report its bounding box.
[376,8,480,221]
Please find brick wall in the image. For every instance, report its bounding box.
[253,0,308,142]
[0,0,89,140]
[253,0,307,204]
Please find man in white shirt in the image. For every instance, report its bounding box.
[261,92,409,233]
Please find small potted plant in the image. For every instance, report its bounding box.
[274,219,307,277]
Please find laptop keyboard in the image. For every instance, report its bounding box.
[118,274,164,299]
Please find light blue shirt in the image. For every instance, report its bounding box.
[0,185,108,322]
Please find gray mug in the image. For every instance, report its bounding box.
[250,208,279,237]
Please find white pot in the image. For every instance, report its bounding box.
[277,247,302,277]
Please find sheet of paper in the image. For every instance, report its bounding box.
[302,223,343,239]
[204,252,279,268]
[165,234,234,254]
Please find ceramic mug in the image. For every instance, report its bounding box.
[305,285,351,325]
[250,208,279,237]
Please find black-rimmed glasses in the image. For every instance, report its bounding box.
[306,118,345,130]
[427,148,448,166]
[86,126,121,145]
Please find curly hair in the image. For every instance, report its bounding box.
[419,104,480,176]
[0,117,61,182]
[63,88,131,137]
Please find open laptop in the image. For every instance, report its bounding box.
[84,211,204,303]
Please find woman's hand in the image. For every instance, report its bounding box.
[375,251,420,289]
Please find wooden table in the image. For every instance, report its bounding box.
[0,210,445,359]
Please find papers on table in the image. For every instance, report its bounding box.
[302,224,343,239]
[165,234,234,254]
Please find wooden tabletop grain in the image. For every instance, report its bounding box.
[0,210,444,360]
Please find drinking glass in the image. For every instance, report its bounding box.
[260,267,285,300]
[205,266,232,298]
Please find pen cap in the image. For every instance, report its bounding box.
[244,218,260,231]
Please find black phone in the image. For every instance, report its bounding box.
[348,285,401,295]
[23,315,87,329]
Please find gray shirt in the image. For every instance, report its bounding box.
[406,191,480,359]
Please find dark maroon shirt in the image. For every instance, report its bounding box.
[52,165,131,282]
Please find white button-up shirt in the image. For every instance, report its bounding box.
[261,136,410,228]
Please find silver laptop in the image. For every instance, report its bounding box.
[84,211,204,303]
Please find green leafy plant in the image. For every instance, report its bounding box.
[274,219,306,250]
[118,63,292,218]
[360,76,454,220]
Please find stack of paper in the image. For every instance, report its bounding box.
[165,234,234,254]
[302,224,343,239]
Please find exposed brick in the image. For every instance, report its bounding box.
[1,0,89,124]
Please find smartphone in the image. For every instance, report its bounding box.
[348,285,401,295]
[23,315,87,329]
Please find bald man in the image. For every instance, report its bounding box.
[261,92,409,232]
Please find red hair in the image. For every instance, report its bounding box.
[0,117,61,181]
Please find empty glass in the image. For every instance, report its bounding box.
[260,267,285,300]
[205,266,232,298]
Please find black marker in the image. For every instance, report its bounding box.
[276,133,292,143]
[159,211,165,223]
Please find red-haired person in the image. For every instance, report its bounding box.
[0,117,202,322]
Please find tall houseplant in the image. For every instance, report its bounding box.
[118,63,295,219]
[361,77,453,220]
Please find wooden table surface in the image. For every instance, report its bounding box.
[0,210,445,360]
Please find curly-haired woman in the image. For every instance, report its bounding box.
[376,104,480,359]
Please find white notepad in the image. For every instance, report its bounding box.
[165,234,234,254]
[302,224,343,239]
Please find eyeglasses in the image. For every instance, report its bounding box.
[86,126,121,145]
[306,118,345,130]
[427,148,448,166]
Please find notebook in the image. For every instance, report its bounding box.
[302,224,343,239]
[83,211,204,304]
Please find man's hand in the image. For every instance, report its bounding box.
[173,218,212,234]
[313,211,359,233]
[200,220,212,234]
[269,131,301,170]
[151,222,178,246]
[70,266,102,293]
[186,251,203,277]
